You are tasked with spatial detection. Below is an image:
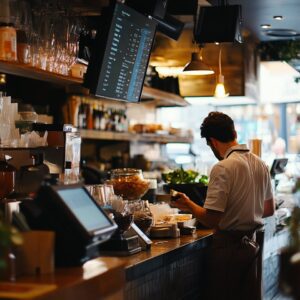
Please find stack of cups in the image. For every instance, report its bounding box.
[0,92,20,147]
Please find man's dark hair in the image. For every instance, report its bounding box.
[200,112,236,142]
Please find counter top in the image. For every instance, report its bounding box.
[0,257,125,300]
[0,229,213,300]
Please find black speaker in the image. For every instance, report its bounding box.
[167,0,197,15]
[126,0,168,19]
[195,5,243,43]
[152,13,184,40]
[126,0,184,40]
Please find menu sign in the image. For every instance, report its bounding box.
[94,3,156,102]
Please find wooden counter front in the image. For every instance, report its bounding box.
[0,257,125,300]
[102,229,214,300]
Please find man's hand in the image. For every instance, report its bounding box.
[170,191,192,212]
[170,191,223,229]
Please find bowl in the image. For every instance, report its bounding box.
[163,183,208,206]
[108,168,149,200]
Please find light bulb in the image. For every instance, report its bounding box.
[214,74,229,98]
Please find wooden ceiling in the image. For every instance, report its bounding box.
[150,30,245,97]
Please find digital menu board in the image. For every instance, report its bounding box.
[84,3,156,102]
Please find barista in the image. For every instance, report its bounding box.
[172,112,275,300]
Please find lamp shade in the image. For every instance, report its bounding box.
[183,52,214,75]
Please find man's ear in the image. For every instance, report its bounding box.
[210,137,218,148]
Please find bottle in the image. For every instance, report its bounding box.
[99,104,106,131]
[0,154,16,199]
[93,103,99,130]
[17,28,29,64]
[86,102,93,130]
[77,100,85,128]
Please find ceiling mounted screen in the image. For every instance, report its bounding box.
[84,3,156,102]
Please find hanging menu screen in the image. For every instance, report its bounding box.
[90,3,156,102]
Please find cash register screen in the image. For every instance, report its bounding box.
[57,188,113,233]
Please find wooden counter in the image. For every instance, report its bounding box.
[0,229,213,300]
[0,257,125,300]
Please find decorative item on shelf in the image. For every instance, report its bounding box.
[214,47,229,98]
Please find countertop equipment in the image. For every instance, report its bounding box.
[20,180,117,266]
[99,208,142,256]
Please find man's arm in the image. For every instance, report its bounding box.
[172,192,223,228]
[262,198,275,218]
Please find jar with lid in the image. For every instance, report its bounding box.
[0,154,16,199]
[0,23,17,61]
[108,168,149,201]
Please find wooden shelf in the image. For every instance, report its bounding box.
[0,60,188,107]
[0,61,82,85]
[141,86,189,107]
[80,129,193,143]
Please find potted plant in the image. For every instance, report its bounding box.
[162,167,208,206]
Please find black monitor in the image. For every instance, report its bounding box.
[83,2,157,102]
[20,183,117,266]
[270,158,288,178]
[195,5,242,43]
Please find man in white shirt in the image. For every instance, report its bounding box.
[172,112,275,300]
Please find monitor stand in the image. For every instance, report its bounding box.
[99,231,141,256]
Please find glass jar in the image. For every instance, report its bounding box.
[108,168,149,200]
[0,23,17,62]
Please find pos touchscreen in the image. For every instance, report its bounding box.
[56,187,114,235]
[21,183,117,266]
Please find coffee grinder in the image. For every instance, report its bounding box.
[99,207,142,256]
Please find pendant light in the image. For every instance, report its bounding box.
[182,4,214,76]
[214,47,229,98]
[183,47,214,75]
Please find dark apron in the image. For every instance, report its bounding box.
[205,228,264,300]
[205,148,264,300]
